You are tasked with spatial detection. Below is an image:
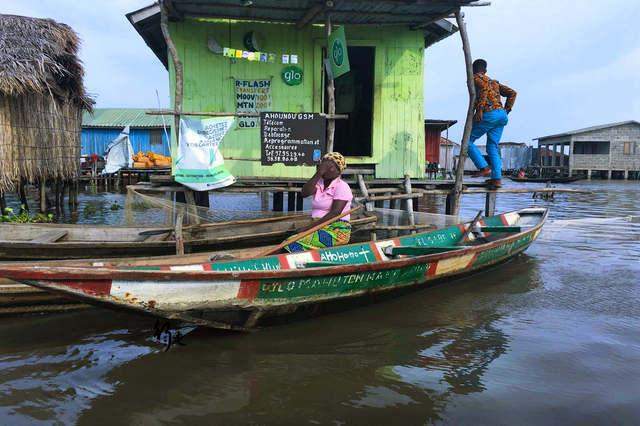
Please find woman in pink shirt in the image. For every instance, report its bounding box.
[285,152,353,253]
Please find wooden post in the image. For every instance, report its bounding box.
[60,181,67,214]
[325,10,336,153]
[485,192,496,217]
[184,190,201,225]
[356,174,376,241]
[356,174,373,212]
[296,192,304,211]
[53,179,60,215]
[273,192,284,212]
[0,191,5,213]
[160,0,184,154]
[260,192,269,211]
[287,191,296,211]
[450,10,476,216]
[175,209,185,255]
[404,174,416,234]
[18,180,29,212]
[39,180,47,213]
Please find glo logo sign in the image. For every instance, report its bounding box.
[282,66,303,86]
[332,41,344,67]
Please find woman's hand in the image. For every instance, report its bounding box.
[301,161,328,198]
[316,160,331,178]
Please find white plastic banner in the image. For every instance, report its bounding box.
[102,126,133,174]
[174,117,235,191]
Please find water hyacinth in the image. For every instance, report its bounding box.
[1,207,54,223]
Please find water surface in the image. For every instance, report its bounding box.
[1,180,639,424]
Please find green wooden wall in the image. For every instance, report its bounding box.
[168,19,425,179]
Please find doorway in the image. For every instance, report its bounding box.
[325,46,375,157]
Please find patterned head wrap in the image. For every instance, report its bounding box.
[323,152,346,173]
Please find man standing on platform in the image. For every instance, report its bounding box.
[467,59,517,188]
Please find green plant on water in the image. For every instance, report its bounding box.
[1,207,55,223]
[83,204,98,216]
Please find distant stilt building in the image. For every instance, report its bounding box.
[535,121,640,179]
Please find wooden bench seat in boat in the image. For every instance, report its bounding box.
[29,231,68,243]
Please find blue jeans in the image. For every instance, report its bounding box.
[467,108,508,180]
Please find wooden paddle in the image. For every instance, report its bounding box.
[458,210,487,244]
[258,205,363,257]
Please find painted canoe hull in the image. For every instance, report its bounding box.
[507,176,582,183]
[0,208,548,330]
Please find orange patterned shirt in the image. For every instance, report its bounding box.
[474,73,517,114]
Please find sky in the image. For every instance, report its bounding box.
[3,0,639,145]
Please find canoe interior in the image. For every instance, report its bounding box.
[0,215,311,243]
[0,213,376,260]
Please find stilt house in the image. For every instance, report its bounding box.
[127,1,479,180]
[0,14,92,195]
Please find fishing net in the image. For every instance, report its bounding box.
[123,187,306,227]
[121,187,464,238]
[373,208,461,229]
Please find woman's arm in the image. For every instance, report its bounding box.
[296,199,347,232]
[301,162,331,198]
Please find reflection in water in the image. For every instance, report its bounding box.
[0,314,156,423]
[0,180,639,424]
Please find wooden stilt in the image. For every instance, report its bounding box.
[296,192,304,211]
[404,174,416,234]
[175,209,185,255]
[325,11,336,152]
[287,191,296,211]
[18,180,29,212]
[160,0,184,155]
[40,180,47,213]
[54,179,60,216]
[184,190,201,225]
[273,192,284,212]
[356,174,376,241]
[485,191,496,216]
[445,192,454,215]
[450,10,476,216]
[60,181,67,213]
[260,192,269,211]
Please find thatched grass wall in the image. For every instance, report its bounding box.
[0,14,92,193]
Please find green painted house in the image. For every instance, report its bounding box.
[127,1,470,179]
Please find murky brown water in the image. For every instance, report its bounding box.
[1,180,639,424]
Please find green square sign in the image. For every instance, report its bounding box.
[329,26,350,78]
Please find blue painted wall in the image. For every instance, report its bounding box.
[81,128,171,156]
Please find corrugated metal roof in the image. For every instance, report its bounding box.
[82,108,171,129]
[535,120,640,141]
[169,0,473,25]
[127,1,474,68]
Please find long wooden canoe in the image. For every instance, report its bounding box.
[0,208,548,330]
[507,176,582,183]
[0,213,376,260]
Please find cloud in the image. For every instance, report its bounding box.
[2,0,169,108]
[3,0,637,141]
[425,0,640,144]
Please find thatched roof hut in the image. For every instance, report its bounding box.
[0,14,93,193]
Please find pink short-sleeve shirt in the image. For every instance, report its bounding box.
[311,177,353,221]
